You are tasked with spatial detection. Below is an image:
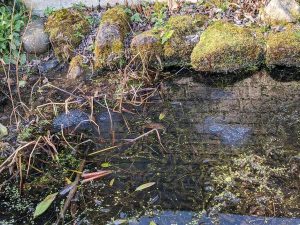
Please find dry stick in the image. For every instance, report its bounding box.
[26,136,42,178]
[56,160,85,225]
[0,141,36,174]
[104,95,114,144]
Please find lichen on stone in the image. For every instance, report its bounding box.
[266,26,300,68]
[94,7,130,69]
[191,21,264,73]
[163,14,207,66]
[45,9,90,61]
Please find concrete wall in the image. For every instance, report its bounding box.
[22,0,184,16]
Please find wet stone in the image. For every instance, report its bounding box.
[38,59,59,74]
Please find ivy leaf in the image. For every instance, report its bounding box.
[135,182,156,191]
[131,13,143,23]
[33,192,58,218]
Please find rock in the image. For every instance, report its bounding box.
[0,123,8,139]
[52,110,92,133]
[22,19,50,54]
[52,110,126,140]
[130,30,163,68]
[130,14,206,68]
[191,21,264,73]
[67,55,84,79]
[45,9,90,61]
[266,26,300,68]
[261,0,300,24]
[38,58,59,74]
[94,7,130,69]
[162,14,206,66]
[95,111,125,139]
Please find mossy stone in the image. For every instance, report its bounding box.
[45,9,90,61]
[191,21,264,73]
[130,30,163,68]
[266,26,300,68]
[163,15,207,66]
[94,7,130,69]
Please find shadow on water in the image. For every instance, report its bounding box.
[269,66,300,82]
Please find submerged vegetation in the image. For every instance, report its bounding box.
[0,0,300,224]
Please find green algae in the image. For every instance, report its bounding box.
[191,21,264,73]
[266,26,300,68]
[45,9,90,61]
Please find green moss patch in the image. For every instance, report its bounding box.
[45,9,90,61]
[163,14,207,66]
[266,26,300,68]
[191,21,264,73]
[94,7,130,69]
[130,14,207,69]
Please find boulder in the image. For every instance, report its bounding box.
[94,7,130,69]
[163,14,206,66]
[22,19,50,54]
[130,30,163,68]
[191,21,264,73]
[261,0,300,24]
[45,9,90,61]
[130,14,206,68]
[266,26,300,68]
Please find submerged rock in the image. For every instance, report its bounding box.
[45,9,90,61]
[95,111,125,139]
[52,110,91,133]
[266,26,300,68]
[22,19,50,54]
[94,7,130,69]
[52,110,125,140]
[191,21,264,73]
[261,0,300,24]
[202,117,252,147]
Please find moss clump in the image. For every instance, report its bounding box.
[266,26,300,68]
[45,9,90,61]
[94,7,130,69]
[163,14,207,66]
[191,21,264,73]
[130,30,163,68]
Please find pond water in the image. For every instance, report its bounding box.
[71,71,299,224]
[1,70,299,224]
